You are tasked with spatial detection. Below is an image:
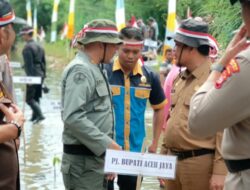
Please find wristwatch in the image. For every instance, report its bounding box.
[10,120,22,138]
[210,63,224,73]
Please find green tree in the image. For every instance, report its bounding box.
[9,0,242,47]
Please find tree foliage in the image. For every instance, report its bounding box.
[9,0,242,48]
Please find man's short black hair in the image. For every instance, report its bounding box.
[197,45,210,56]
[119,27,144,41]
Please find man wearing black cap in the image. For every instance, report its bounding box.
[189,1,250,189]
[160,18,227,190]
[20,26,46,123]
[0,1,25,189]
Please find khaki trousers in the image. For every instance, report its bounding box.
[224,169,250,190]
[165,154,213,190]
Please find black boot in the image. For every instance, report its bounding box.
[28,100,45,123]
[29,112,37,121]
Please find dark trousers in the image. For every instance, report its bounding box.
[108,175,138,190]
[26,84,44,119]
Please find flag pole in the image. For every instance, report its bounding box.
[66,0,75,59]
[162,0,177,60]
[50,0,60,42]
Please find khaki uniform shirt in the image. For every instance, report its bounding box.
[189,47,250,160]
[61,51,113,156]
[162,62,227,174]
[0,55,14,101]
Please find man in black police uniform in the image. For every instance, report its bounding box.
[20,26,46,123]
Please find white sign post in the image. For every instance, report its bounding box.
[104,149,177,179]
[13,76,42,84]
[10,61,21,68]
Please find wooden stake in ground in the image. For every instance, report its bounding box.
[136,139,146,190]
[22,85,27,165]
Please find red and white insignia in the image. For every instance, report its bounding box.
[215,59,240,89]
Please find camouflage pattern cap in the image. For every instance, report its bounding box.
[77,19,122,45]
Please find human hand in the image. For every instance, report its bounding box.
[0,104,25,127]
[108,140,122,150]
[158,177,166,188]
[220,25,250,67]
[209,174,225,190]
[105,173,117,181]
[148,141,158,153]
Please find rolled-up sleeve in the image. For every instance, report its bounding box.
[62,66,113,156]
[189,58,250,138]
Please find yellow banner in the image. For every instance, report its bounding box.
[67,0,75,39]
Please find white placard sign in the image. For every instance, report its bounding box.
[10,61,21,68]
[144,60,158,67]
[104,149,177,179]
[13,76,41,84]
[144,39,158,48]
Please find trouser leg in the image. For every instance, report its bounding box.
[27,99,45,121]
[117,175,138,190]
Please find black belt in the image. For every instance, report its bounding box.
[225,159,250,173]
[63,144,105,157]
[170,148,215,161]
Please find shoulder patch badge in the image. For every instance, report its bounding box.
[73,72,86,84]
[215,59,240,89]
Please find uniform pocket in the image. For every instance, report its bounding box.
[94,84,110,111]
[135,88,150,99]
[111,86,120,96]
[61,157,86,189]
[61,162,71,189]
[96,84,109,97]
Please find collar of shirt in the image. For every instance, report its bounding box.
[77,50,97,66]
[112,57,143,76]
[180,62,210,80]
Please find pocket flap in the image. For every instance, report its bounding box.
[111,86,121,96]
[96,84,108,97]
[135,88,150,99]
[61,163,70,174]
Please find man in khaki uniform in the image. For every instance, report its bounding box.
[161,18,227,190]
[61,19,122,190]
[0,1,25,189]
[189,0,250,189]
